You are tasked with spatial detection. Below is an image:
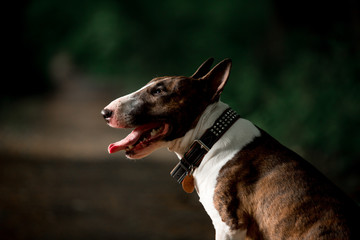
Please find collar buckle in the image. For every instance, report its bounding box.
[193,139,210,152]
[170,139,209,183]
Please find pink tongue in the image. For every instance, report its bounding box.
[108,122,161,154]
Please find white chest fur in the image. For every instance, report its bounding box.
[169,102,261,239]
[195,118,260,239]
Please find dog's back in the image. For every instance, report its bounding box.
[214,129,359,239]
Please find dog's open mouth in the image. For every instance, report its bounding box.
[108,122,170,155]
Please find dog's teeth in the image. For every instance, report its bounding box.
[126,145,134,151]
[150,127,163,137]
[151,129,158,136]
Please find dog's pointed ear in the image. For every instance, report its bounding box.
[201,58,232,102]
[190,58,214,79]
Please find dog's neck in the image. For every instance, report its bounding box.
[168,101,229,159]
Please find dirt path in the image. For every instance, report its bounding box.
[0,154,213,240]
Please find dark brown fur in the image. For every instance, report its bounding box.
[118,58,231,142]
[128,76,217,141]
[214,129,360,239]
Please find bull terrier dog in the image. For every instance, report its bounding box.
[101,58,359,240]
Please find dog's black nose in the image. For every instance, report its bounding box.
[101,109,113,119]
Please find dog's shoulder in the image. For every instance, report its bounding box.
[213,128,360,239]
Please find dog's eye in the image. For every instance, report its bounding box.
[154,89,162,94]
[151,87,164,95]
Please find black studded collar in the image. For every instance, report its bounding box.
[170,108,240,184]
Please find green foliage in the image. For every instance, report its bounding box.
[27,0,272,78]
[244,50,360,158]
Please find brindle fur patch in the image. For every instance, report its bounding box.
[214,129,359,239]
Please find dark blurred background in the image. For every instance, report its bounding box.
[1,0,359,239]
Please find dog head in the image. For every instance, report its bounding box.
[101,58,232,159]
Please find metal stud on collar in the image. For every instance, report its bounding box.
[209,108,238,137]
